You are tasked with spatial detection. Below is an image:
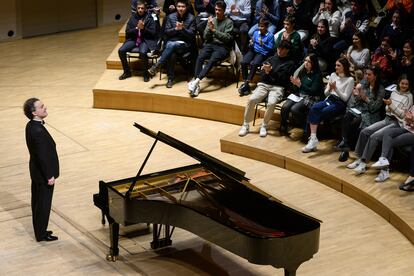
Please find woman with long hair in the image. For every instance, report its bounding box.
[347,75,413,175]
[280,54,323,135]
[312,0,342,39]
[335,66,385,161]
[345,31,370,71]
[391,40,414,84]
[308,19,335,73]
[302,57,354,153]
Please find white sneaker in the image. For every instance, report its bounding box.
[347,158,362,169]
[353,162,366,175]
[375,169,390,182]
[239,123,249,137]
[371,157,390,169]
[259,125,267,137]
[188,80,196,94]
[191,84,200,97]
[302,136,318,153]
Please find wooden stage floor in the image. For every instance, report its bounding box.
[1,24,414,276]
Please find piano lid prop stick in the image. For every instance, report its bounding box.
[126,137,159,198]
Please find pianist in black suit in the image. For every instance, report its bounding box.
[23,98,59,242]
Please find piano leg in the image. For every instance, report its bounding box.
[150,224,173,249]
[284,266,297,276]
[101,210,106,225]
[106,222,119,261]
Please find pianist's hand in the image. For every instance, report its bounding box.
[48,177,55,186]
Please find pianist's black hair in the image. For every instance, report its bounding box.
[23,97,39,120]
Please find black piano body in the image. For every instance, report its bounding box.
[94,123,321,276]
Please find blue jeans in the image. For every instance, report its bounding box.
[158,41,189,65]
[241,50,267,81]
[194,44,229,80]
[307,96,346,125]
[157,41,190,80]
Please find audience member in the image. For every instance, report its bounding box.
[188,1,234,97]
[224,0,251,53]
[148,0,196,88]
[379,10,404,49]
[248,0,281,37]
[238,40,296,137]
[284,0,312,41]
[335,66,385,162]
[132,0,160,15]
[195,0,217,38]
[391,39,414,84]
[347,75,413,174]
[118,1,159,82]
[334,0,369,57]
[308,19,335,73]
[302,57,354,153]
[280,53,323,135]
[163,0,195,15]
[371,36,395,85]
[238,18,275,96]
[372,90,414,182]
[345,31,370,71]
[312,0,342,39]
[384,0,412,15]
[274,16,303,65]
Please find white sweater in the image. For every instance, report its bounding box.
[324,72,354,102]
[312,10,342,38]
[387,90,413,126]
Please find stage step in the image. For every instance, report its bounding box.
[93,69,279,124]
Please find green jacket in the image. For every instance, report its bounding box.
[204,16,234,50]
[348,80,385,129]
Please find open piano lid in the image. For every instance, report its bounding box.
[134,123,249,183]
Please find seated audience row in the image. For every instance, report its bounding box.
[121,0,414,92]
[120,0,414,188]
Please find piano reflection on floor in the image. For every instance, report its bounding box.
[94,123,321,276]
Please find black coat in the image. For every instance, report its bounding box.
[25,120,59,183]
[260,55,296,87]
[164,11,196,45]
[125,11,159,51]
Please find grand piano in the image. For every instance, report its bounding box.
[94,123,321,276]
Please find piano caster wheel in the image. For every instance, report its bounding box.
[106,254,117,262]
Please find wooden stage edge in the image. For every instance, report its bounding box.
[220,136,414,244]
[93,89,245,125]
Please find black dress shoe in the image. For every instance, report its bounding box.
[166,79,173,88]
[37,235,58,242]
[279,124,289,136]
[143,74,150,82]
[333,140,350,152]
[338,151,349,162]
[238,82,250,96]
[47,230,53,236]
[399,179,414,192]
[119,72,131,80]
